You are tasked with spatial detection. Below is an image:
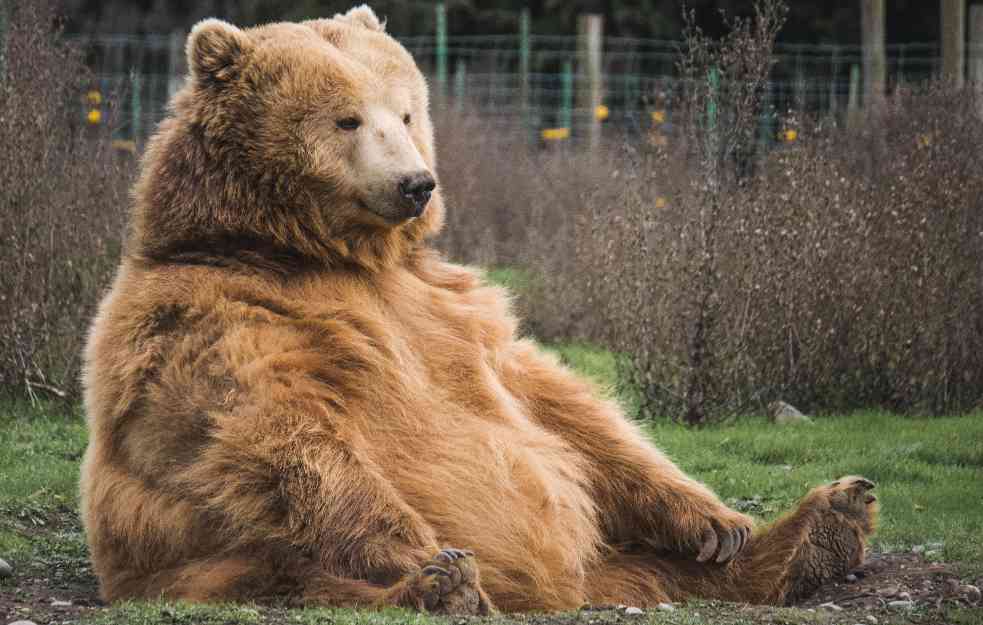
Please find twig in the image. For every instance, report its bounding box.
[25,378,68,398]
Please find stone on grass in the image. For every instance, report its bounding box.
[887,600,915,609]
[768,401,812,425]
[8,621,40,625]
[657,603,675,611]
[819,602,843,611]
[624,606,644,615]
[961,584,981,603]
[50,599,72,608]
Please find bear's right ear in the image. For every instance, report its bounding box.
[187,19,251,83]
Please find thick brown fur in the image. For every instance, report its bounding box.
[80,7,877,614]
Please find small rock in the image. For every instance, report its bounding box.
[961,584,981,603]
[0,557,12,578]
[911,545,925,554]
[50,599,73,608]
[768,400,813,425]
[887,600,915,609]
[865,616,878,624]
[943,578,962,596]
[896,591,911,601]
[846,573,858,583]
[819,602,843,611]
[624,606,644,616]
[657,603,675,612]
[8,621,40,625]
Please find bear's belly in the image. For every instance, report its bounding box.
[364,396,602,605]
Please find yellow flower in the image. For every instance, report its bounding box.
[655,196,668,209]
[783,129,798,142]
[86,90,102,105]
[87,109,102,125]
[541,127,570,141]
[594,104,609,121]
[651,110,666,125]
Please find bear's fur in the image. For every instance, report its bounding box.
[80,6,877,613]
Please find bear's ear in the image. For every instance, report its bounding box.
[334,5,386,32]
[187,18,251,83]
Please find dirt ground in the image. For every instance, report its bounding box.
[1,511,980,625]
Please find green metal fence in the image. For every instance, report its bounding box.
[70,23,961,148]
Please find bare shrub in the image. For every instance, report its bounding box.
[434,3,983,420]
[0,0,131,400]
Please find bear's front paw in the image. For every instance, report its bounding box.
[686,508,755,564]
[405,548,496,615]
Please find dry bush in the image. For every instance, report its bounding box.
[434,3,983,420]
[0,0,131,400]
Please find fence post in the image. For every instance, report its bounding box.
[941,0,966,87]
[972,5,983,117]
[560,60,573,133]
[435,2,447,97]
[0,0,7,84]
[861,0,886,111]
[829,45,840,116]
[519,7,530,131]
[847,63,862,128]
[131,70,142,147]
[576,13,603,148]
[167,29,186,98]
[453,58,465,112]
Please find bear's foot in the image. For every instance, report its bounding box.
[781,476,878,605]
[395,548,496,615]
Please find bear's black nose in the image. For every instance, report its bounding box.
[398,172,436,217]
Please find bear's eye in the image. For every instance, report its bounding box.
[403,113,411,125]
[336,117,362,131]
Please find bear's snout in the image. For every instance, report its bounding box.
[398,171,436,218]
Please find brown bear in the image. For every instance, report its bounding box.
[79,5,878,614]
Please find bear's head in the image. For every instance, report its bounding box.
[130,5,444,271]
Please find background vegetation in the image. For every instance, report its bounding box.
[2,0,983,422]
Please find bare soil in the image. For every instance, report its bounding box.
[1,510,980,624]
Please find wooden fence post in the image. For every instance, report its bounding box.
[942,0,966,87]
[453,58,466,111]
[167,29,186,99]
[577,13,603,148]
[519,7,530,130]
[972,4,983,116]
[0,0,7,84]
[435,2,447,97]
[861,0,886,111]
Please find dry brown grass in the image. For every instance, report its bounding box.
[0,0,132,400]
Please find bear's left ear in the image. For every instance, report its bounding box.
[187,18,252,83]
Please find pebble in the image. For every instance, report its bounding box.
[819,602,843,612]
[887,600,915,609]
[50,599,73,608]
[624,606,644,616]
[657,603,675,612]
[962,584,981,603]
[845,573,858,583]
[865,616,878,624]
[0,557,12,578]
[8,621,40,625]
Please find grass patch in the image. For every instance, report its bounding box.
[1,349,982,624]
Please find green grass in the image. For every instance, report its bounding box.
[1,345,982,624]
